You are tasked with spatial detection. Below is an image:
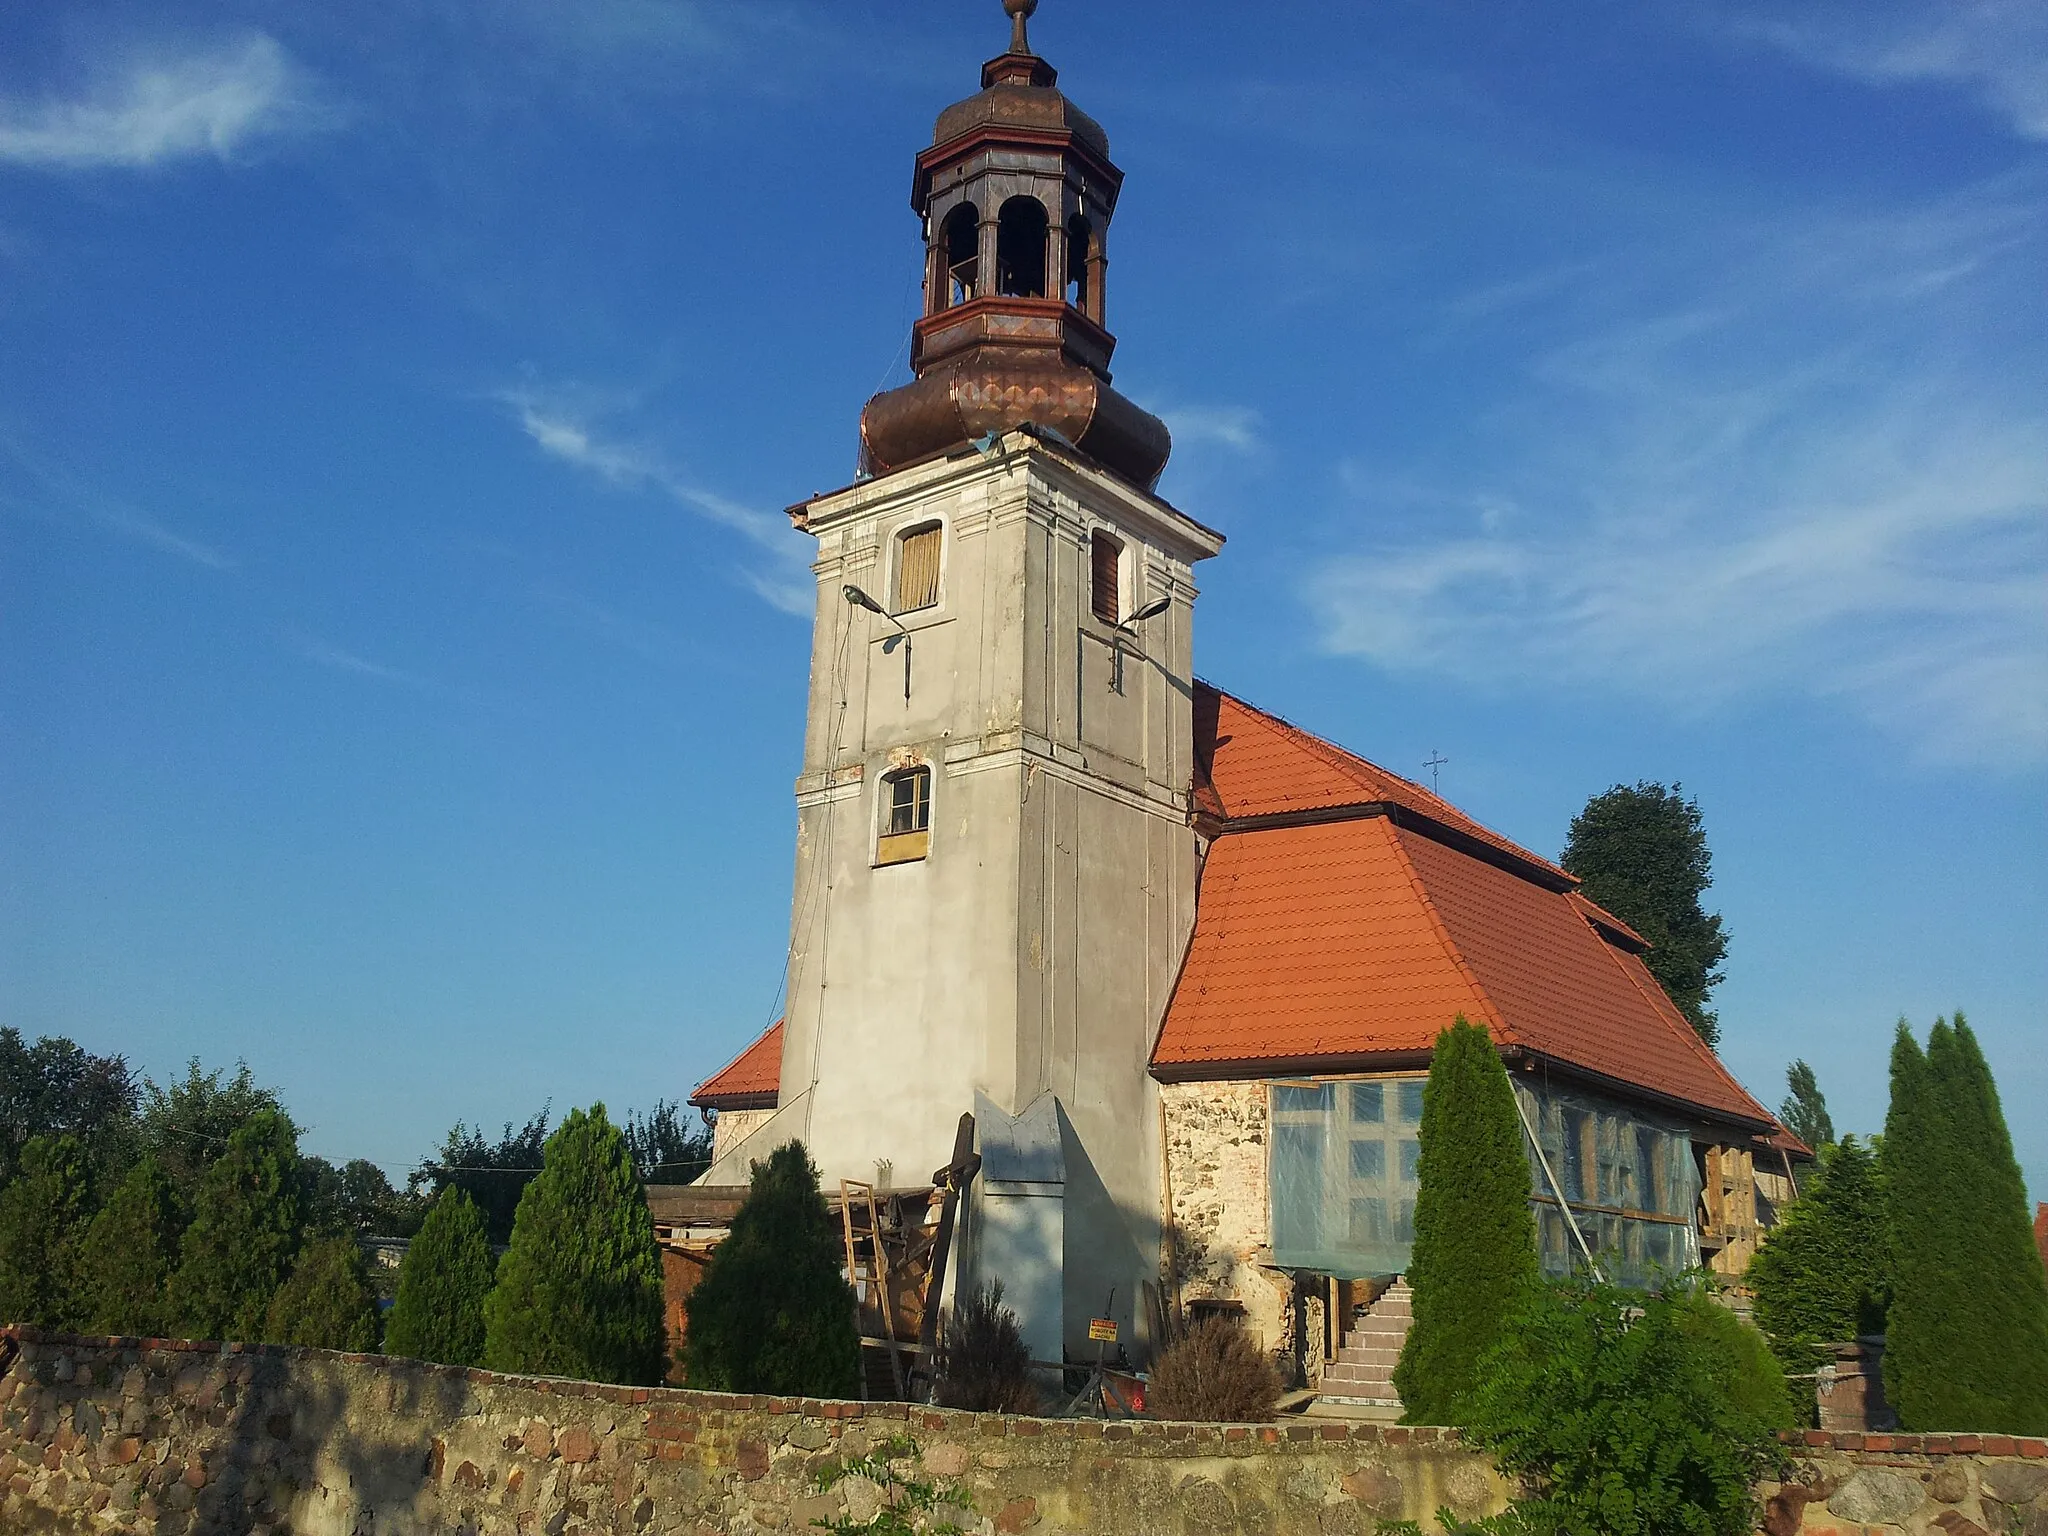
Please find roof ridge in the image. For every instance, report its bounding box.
[1378,818,1515,1043]
[1196,679,1575,884]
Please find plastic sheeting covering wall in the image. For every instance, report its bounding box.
[1267,1074,1700,1287]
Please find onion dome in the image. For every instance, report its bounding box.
[859,0,1171,492]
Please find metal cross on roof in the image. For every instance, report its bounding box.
[1424,749,1449,794]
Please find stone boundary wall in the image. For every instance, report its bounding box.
[5,1328,2043,1536]
[1,1327,1506,1536]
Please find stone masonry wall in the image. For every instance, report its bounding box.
[7,1328,2044,1536]
[1160,1080,1289,1355]
[1,1327,1507,1536]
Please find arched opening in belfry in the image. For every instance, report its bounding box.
[995,196,1049,298]
[1066,214,1093,314]
[941,204,979,306]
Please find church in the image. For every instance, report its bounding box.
[670,1,1804,1403]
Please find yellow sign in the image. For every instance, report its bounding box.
[1088,1318,1118,1343]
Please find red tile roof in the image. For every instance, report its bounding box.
[689,1021,783,1111]
[1157,685,1778,1131]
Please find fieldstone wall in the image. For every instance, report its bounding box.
[1,1327,1507,1536]
[1160,1080,1289,1353]
[1767,1434,2048,1536]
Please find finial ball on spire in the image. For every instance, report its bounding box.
[1003,0,1038,56]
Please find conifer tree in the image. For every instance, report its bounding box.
[265,1235,381,1353]
[74,1156,185,1337]
[1885,1016,2048,1432]
[1392,1016,1540,1425]
[684,1140,859,1398]
[167,1109,303,1341]
[0,1134,92,1328]
[1746,1137,1889,1375]
[385,1187,494,1366]
[482,1104,666,1385]
[1778,1060,1835,1151]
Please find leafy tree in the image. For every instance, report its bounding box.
[1394,1017,1540,1425]
[1884,1016,2048,1433]
[625,1100,716,1185]
[0,1134,93,1328]
[684,1140,858,1398]
[303,1155,423,1238]
[385,1187,495,1366]
[139,1058,292,1199]
[74,1156,186,1337]
[1746,1137,1889,1380]
[1778,1060,1834,1151]
[483,1104,667,1385]
[1,1028,136,1187]
[167,1109,304,1341]
[265,1235,380,1353]
[413,1107,550,1246]
[1464,1279,1791,1536]
[1561,782,1728,1047]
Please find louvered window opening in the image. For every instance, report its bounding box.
[1090,530,1121,624]
[896,525,942,613]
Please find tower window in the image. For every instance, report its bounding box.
[878,766,932,865]
[1090,529,1122,624]
[895,522,943,613]
[995,196,1048,298]
[941,204,978,307]
[1066,214,1092,312]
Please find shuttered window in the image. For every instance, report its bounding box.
[895,524,942,613]
[1090,529,1122,624]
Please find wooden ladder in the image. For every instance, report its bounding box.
[840,1179,907,1400]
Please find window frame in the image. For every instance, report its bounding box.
[876,763,933,866]
[1089,527,1123,626]
[893,520,945,616]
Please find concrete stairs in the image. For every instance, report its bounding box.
[1308,1280,1411,1422]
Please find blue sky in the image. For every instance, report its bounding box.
[2,1,2042,1194]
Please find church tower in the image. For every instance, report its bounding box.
[706,0,1222,1362]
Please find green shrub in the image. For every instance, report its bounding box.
[683,1140,859,1398]
[166,1109,304,1340]
[385,1187,494,1366]
[933,1279,1037,1413]
[1746,1137,1889,1380]
[1464,1279,1792,1536]
[483,1104,667,1385]
[1395,1016,1541,1425]
[1146,1314,1283,1423]
[265,1235,380,1352]
[1884,1016,2048,1433]
[74,1156,185,1336]
[0,1134,92,1328]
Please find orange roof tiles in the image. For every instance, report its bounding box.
[1158,686,1778,1131]
[689,1020,783,1110]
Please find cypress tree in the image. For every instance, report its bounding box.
[482,1104,666,1385]
[0,1134,92,1328]
[74,1156,185,1337]
[1886,1017,2048,1432]
[385,1187,494,1366]
[1746,1137,1889,1376]
[1392,1016,1540,1425]
[684,1140,859,1398]
[265,1235,381,1353]
[1778,1060,1835,1151]
[167,1109,303,1341]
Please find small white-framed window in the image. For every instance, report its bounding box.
[877,765,932,866]
[1090,528,1122,625]
[895,522,943,614]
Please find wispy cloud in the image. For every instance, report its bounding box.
[1715,0,2048,141]
[288,631,427,689]
[0,433,233,569]
[1306,181,2048,767]
[498,384,811,613]
[1159,403,1264,455]
[0,34,323,170]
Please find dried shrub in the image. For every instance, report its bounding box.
[1147,1314,1282,1422]
[933,1279,1038,1413]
